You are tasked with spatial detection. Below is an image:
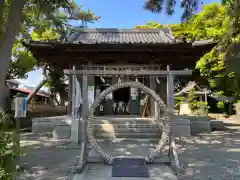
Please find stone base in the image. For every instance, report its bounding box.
[210,120,224,130]
[190,121,211,135]
[53,124,71,139]
[32,116,72,136]
[32,118,54,133]
[72,163,177,180]
[172,118,191,137]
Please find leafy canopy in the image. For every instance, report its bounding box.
[136,3,239,98]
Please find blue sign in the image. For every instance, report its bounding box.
[14,97,27,118]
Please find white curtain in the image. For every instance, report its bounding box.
[72,74,82,119]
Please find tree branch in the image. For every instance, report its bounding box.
[27,64,49,103]
[0,0,25,49]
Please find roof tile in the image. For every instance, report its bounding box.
[68,28,174,44]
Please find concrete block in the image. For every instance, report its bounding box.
[190,120,211,134]
[32,118,54,133]
[71,119,86,143]
[53,124,71,139]
[210,120,224,130]
[32,115,72,134]
[172,118,191,137]
[172,125,191,137]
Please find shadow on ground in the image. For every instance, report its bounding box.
[177,127,240,180]
[17,133,80,180]
[18,122,240,180]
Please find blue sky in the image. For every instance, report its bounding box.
[19,0,221,88]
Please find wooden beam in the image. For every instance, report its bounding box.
[63,69,192,76]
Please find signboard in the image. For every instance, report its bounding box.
[14,97,27,118]
[131,88,138,100]
[88,86,95,109]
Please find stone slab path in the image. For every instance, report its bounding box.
[73,163,178,180]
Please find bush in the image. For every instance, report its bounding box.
[0,110,19,180]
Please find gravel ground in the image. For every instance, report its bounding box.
[17,133,80,180]
[178,128,240,180]
[17,123,240,180]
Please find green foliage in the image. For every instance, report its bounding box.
[44,66,68,104]
[0,0,99,103]
[188,89,197,111]
[0,111,19,180]
[137,3,240,99]
[136,21,163,28]
[186,89,208,115]
[174,96,185,110]
[217,101,225,109]
[0,0,99,80]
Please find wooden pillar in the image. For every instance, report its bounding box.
[78,74,88,168]
[68,75,72,115]
[167,65,174,114]
[81,75,88,141]
[67,61,73,115]
[71,65,82,143]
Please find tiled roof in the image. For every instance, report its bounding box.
[9,87,50,97]
[67,28,175,44]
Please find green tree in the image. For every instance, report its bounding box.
[144,0,240,90]
[137,3,239,99]
[24,6,99,104]
[0,0,99,109]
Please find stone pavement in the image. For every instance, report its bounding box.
[73,163,178,180]
[18,122,240,180]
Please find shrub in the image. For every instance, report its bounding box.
[0,110,19,180]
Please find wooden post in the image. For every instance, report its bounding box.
[71,65,77,143]
[77,74,88,169]
[67,62,73,115]
[82,75,88,121]
[167,65,174,112]
[167,65,175,158]
[71,65,76,118]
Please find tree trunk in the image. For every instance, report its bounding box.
[26,64,49,103]
[53,94,60,106]
[27,79,47,103]
[0,0,25,110]
[0,1,5,28]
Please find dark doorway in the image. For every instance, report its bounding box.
[113,87,130,103]
[113,87,130,115]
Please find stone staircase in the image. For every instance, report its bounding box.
[93,116,162,139]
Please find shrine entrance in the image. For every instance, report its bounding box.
[23,28,216,178]
[64,65,192,178]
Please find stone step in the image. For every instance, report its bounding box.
[93,118,162,139]
[93,120,161,126]
[93,123,161,129]
[94,132,162,138]
[93,126,162,134]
